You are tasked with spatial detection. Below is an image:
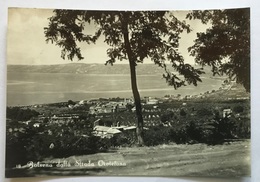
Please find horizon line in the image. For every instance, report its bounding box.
[7,62,199,66]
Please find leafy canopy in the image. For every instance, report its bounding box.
[45,10,204,89]
[187,8,250,92]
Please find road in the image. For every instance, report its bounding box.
[18,140,250,178]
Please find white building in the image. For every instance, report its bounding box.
[146,97,159,105]
[223,109,232,118]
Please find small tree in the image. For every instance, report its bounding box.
[44,10,204,145]
[68,100,75,105]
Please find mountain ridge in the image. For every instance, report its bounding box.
[7,63,212,75]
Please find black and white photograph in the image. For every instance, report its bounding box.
[5,7,250,178]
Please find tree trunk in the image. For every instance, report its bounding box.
[128,60,144,146]
[121,13,144,146]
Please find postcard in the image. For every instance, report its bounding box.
[6,7,250,178]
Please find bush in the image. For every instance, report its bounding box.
[110,133,135,147]
[170,125,189,144]
[196,108,213,117]
[143,124,199,146]
[232,117,250,138]
[233,105,244,113]
[6,107,39,121]
[6,120,111,168]
[6,120,38,167]
[200,116,236,144]
[6,131,30,168]
[67,100,76,105]
[143,126,172,146]
[160,111,174,123]
[26,129,111,159]
[186,121,203,144]
[142,115,243,146]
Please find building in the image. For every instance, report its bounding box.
[93,125,137,138]
[223,109,232,118]
[93,125,122,138]
[89,101,127,114]
[146,97,159,105]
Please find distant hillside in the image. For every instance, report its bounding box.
[198,82,250,101]
[7,63,213,76]
[7,63,154,75]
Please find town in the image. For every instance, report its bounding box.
[7,80,250,140]
[5,81,251,178]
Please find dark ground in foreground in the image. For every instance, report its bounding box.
[6,140,250,178]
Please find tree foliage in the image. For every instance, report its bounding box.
[187,8,250,92]
[44,10,205,145]
[44,10,204,89]
[6,107,39,121]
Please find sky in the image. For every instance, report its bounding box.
[7,8,210,65]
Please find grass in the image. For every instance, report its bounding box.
[9,140,250,178]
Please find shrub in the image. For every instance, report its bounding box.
[232,117,250,138]
[27,129,111,159]
[6,131,30,168]
[6,119,111,168]
[67,100,76,105]
[200,116,236,144]
[170,125,189,144]
[110,133,135,147]
[233,105,244,113]
[143,126,172,146]
[143,123,200,146]
[160,111,174,123]
[6,107,39,121]
[186,121,203,144]
[196,108,213,117]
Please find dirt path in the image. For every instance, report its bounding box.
[19,140,250,177]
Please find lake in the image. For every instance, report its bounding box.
[7,72,224,106]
